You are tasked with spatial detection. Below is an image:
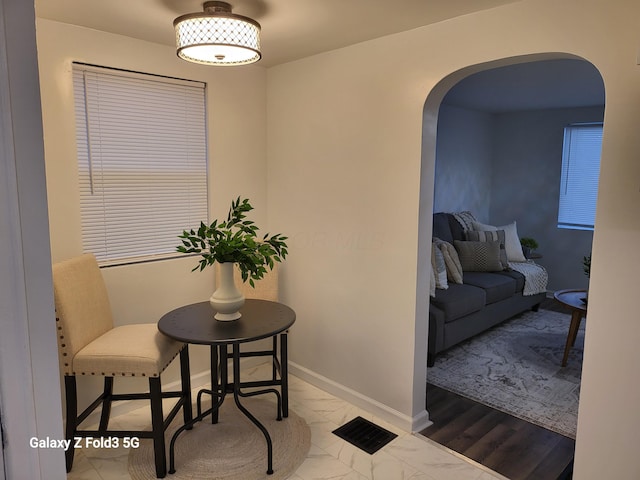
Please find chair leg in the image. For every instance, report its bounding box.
[149,377,166,478]
[179,346,193,425]
[99,376,114,431]
[64,376,78,473]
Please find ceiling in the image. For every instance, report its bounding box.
[36,1,605,110]
[443,59,605,112]
[36,0,520,67]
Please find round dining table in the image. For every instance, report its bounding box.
[158,299,296,475]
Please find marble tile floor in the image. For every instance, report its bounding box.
[68,363,508,480]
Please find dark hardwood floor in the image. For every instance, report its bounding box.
[421,384,574,480]
[421,300,576,480]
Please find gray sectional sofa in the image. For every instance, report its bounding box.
[428,213,546,367]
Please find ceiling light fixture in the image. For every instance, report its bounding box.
[174,1,261,66]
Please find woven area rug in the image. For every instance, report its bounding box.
[428,309,584,438]
[128,396,310,480]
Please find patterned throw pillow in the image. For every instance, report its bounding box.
[434,237,464,284]
[429,264,436,297]
[452,211,477,232]
[472,220,526,262]
[454,240,504,272]
[465,230,509,270]
[431,241,448,289]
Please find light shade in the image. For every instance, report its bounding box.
[174,2,261,66]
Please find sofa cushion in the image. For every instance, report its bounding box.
[496,269,526,293]
[463,272,517,304]
[448,214,467,242]
[433,213,454,244]
[430,283,486,323]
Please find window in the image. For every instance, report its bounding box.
[557,123,603,231]
[73,64,208,265]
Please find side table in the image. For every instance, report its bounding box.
[553,289,587,367]
[158,299,296,475]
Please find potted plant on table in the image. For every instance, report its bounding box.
[520,237,539,259]
[177,197,288,321]
[581,253,591,304]
[583,253,591,278]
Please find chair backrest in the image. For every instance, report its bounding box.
[217,263,279,302]
[52,253,115,375]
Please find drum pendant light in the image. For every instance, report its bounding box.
[174,1,261,66]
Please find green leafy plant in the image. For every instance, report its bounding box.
[177,197,288,287]
[519,237,539,250]
[583,253,591,278]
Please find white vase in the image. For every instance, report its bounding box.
[210,262,244,321]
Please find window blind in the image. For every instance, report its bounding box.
[73,65,208,265]
[557,123,602,231]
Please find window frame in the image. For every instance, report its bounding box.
[72,63,209,266]
[557,122,603,232]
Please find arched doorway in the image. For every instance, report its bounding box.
[418,54,605,479]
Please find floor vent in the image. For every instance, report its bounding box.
[332,416,398,454]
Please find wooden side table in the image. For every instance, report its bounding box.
[553,289,587,367]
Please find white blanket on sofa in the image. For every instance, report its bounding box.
[508,260,548,296]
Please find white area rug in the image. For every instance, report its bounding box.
[428,309,583,438]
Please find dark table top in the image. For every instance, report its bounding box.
[554,288,588,312]
[158,299,296,345]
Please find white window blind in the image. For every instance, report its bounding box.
[73,64,208,265]
[557,123,602,231]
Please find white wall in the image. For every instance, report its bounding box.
[267,0,640,477]
[491,106,604,291]
[267,45,429,429]
[36,19,268,406]
[434,104,495,219]
[0,1,64,478]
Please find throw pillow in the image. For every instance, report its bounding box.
[454,240,504,272]
[472,220,527,262]
[429,264,436,298]
[465,229,509,270]
[452,211,477,232]
[431,241,448,290]
[434,237,464,284]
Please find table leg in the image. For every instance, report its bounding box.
[168,346,227,474]
[281,332,289,418]
[570,313,584,347]
[168,385,225,474]
[232,343,281,475]
[272,336,278,381]
[212,345,228,424]
[169,335,287,475]
[562,311,584,367]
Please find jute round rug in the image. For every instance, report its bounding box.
[128,396,310,480]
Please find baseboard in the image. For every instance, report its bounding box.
[288,361,432,433]
[89,358,433,434]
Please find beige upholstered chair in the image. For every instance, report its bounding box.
[52,253,192,478]
[222,262,279,301]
